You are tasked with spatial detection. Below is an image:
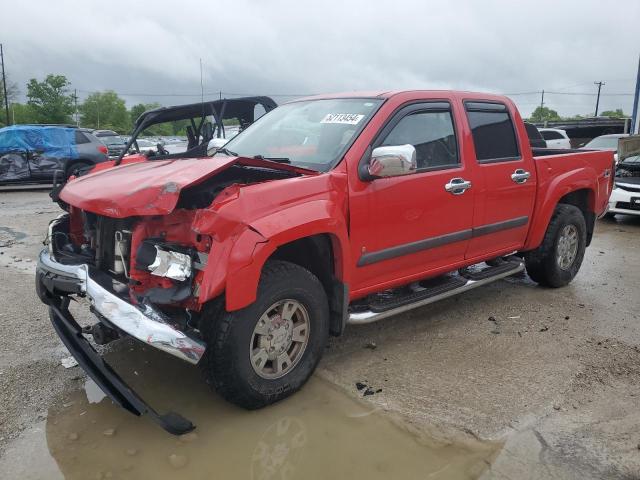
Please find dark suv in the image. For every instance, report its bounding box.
[0,125,109,183]
[91,130,128,158]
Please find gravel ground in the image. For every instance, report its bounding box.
[1,188,639,478]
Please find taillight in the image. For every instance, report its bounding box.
[98,145,108,155]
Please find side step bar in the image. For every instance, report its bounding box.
[348,260,524,325]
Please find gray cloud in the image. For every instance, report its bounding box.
[2,0,638,116]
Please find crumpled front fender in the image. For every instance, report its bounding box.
[195,199,351,311]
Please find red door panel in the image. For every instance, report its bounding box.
[349,166,476,294]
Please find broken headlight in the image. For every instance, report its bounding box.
[136,241,192,281]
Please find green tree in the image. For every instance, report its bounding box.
[130,102,160,126]
[600,109,627,118]
[8,103,38,124]
[80,91,129,132]
[529,106,561,122]
[26,74,74,124]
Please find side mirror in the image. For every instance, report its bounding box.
[207,137,228,155]
[368,144,417,178]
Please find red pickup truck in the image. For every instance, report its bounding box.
[36,91,614,434]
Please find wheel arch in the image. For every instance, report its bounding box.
[64,158,95,176]
[524,174,597,251]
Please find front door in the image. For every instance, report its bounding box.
[349,102,477,295]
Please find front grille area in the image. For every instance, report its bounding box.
[615,183,640,193]
[616,202,640,211]
[107,146,125,157]
[85,214,134,277]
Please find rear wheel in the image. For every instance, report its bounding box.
[201,260,329,409]
[65,161,92,181]
[524,204,586,287]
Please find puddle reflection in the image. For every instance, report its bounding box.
[44,344,495,479]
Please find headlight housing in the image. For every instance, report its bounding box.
[136,241,192,281]
[148,247,192,281]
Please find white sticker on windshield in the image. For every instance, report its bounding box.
[320,113,365,125]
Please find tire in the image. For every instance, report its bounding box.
[603,212,616,220]
[524,204,586,288]
[65,161,92,181]
[201,260,329,409]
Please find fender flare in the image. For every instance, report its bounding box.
[523,168,597,251]
[198,199,351,311]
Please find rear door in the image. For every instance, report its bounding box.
[463,101,537,259]
[349,101,477,292]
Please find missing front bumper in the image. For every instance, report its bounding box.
[36,248,206,364]
[36,246,207,435]
[47,299,195,435]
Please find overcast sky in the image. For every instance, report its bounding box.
[1,0,639,117]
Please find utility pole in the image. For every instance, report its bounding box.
[540,90,545,110]
[1,44,10,126]
[631,55,640,134]
[199,58,204,104]
[73,88,79,126]
[594,81,605,117]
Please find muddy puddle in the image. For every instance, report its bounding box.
[19,344,496,479]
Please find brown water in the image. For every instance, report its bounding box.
[19,344,498,479]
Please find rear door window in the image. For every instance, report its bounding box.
[74,131,90,144]
[465,102,520,162]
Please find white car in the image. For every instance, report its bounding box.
[539,128,571,149]
[582,133,629,164]
[607,154,640,217]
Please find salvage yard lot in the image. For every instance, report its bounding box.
[1,188,640,479]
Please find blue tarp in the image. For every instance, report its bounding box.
[0,125,78,158]
[0,125,79,182]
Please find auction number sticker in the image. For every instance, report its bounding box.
[320,113,365,125]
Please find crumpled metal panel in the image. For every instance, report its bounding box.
[59,156,240,217]
[59,155,316,218]
[0,151,30,181]
[0,125,78,181]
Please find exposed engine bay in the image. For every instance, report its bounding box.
[50,163,298,318]
[176,164,298,209]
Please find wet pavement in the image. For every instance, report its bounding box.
[1,189,640,479]
[2,345,496,480]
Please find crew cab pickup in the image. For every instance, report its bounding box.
[36,91,614,434]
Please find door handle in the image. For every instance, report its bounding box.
[511,169,531,184]
[445,177,472,195]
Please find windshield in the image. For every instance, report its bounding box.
[221,98,383,171]
[584,136,620,150]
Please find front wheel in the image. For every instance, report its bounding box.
[201,260,329,409]
[524,204,586,287]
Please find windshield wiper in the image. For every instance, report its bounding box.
[252,155,291,164]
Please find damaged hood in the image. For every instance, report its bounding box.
[59,155,313,218]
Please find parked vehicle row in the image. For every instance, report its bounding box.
[35,90,614,434]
